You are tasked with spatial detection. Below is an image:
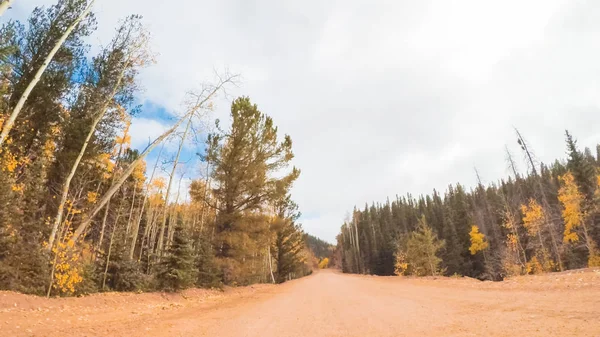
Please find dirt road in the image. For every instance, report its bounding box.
[2,269,599,336]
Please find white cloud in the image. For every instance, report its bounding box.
[128,117,170,151]
[5,0,600,242]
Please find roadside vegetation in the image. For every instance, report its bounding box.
[0,0,316,297]
[338,130,600,280]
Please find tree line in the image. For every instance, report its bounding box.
[0,0,315,296]
[337,130,600,280]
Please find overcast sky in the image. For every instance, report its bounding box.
[5,0,600,242]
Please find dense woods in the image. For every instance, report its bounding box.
[0,0,314,296]
[338,131,600,280]
[304,234,333,260]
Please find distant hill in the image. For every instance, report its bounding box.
[304,234,334,259]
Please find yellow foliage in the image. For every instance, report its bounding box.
[525,250,555,274]
[525,256,543,275]
[42,139,56,160]
[95,153,115,180]
[506,234,518,251]
[469,225,488,255]
[520,199,544,237]
[394,252,408,276]
[115,134,131,146]
[589,254,600,268]
[151,177,166,190]
[318,257,329,269]
[87,191,98,204]
[66,200,82,216]
[11,183,24,192]
[49,125,61,136]
[3,151,18,173]
[558,171,583,243]
[132,161,146,183]
[51,236,83,295]
[97,153,114,171]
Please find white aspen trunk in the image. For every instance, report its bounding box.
[149,213,159,255]
[71,77,233,244]
[0,0,15,17]
[138,206,156,261]
[268,245,275,284]
[97,199,112,250]
[125,183,138,238]
[97,143,125,250]
[0,0,94,147]
[353,218,361,273]
[102,222,117,290]
[47,64,128,251]
[138,205,155,260]
[102,199,124,290]
[167,173,185,246]
[46,251,59,298]
[129,143,164,259]
[157,115,192,255]
[56,186,85,244]
[199,159,212,230]
[346,224,354,271]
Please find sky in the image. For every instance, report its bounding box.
[4,0,600,243]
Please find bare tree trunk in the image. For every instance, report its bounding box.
[0,0,15,17]
[47,64,128,251]
[0,0,95,147]
[129,143,164,259]
[158,115,192,255]
[71,75,235,244]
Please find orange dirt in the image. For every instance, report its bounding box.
[1,269,599,336]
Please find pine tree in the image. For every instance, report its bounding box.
[194,238,221,288]
[206,96,299,283]
[157,220,196,291]
[565,131,597,202]
[273,219,305,283]
[396,216,445,276]
[96,227,147,292]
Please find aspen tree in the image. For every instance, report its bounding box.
[71,74,236,243]
[0,0,95,147]
[157,115,193,255]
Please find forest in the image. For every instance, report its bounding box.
[305,234,334,260]
[0,0,316,296]
[337,130,600,280]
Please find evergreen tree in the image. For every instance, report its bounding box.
[395,216,445,276]
[565,130,597,202]
[273,219,305,283]
[157,220,196,291]
[206,96,299,283]
[194,238,221,289]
